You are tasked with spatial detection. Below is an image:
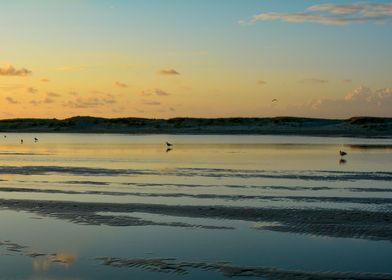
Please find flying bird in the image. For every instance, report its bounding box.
[272,99,278,102]
[34,137,38,142]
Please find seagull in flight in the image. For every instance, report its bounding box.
[339,150,347,157]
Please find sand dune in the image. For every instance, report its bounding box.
[0,116,391,137]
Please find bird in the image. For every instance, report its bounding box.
[34,137,38,142]
[339,158,347,165]
[339,150,347,157]
[272,99,278,102]
[166,142,173,147]
[20,139,23,144]
[166,148,172,153]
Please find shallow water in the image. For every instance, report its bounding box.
[0,134,392,279]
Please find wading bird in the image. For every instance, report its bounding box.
[339,150,347,157]
[166,142,173,147]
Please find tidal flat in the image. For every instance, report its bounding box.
[0,134,391,279]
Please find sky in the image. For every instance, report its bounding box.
[1,0,392,119]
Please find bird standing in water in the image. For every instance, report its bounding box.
[166,142,173,147]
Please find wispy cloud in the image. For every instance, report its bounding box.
[115,81,128,88]
[5,97,19,104]
[64,94,116,108]
[55,65,94,72]
[247,3,392,25]
[300,78,329,84]
[47,92,61,98]
[43,97,55,104]
[26,87,38,94]
[141,88,171,97]
[295,86,392,117]
[159,69,180,75]
[0,84,24,91]
[0,65,32,76]
[142,100,161,106]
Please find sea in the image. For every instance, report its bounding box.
[0,133,391,279]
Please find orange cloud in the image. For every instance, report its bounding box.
[65,94,116,108]
[26,87,38,94]
[0,65,32,76]
[141,88,171,96]
[5,97,19,104]
[115,81,128,88]
[159,69,180,75]
[142,100,161,106]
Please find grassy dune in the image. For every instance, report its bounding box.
[0,116,391,137]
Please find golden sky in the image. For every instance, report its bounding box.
[1,1,391,119]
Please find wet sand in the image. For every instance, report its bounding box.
[96,257,392,280]
[1,198,391,241]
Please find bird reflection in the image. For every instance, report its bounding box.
[166,148,172,153]
[339,158,347,165]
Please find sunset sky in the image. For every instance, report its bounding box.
[1,0,391,119]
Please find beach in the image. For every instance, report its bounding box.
[0,134,391,279]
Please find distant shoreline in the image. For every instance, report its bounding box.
[0,116,391,138]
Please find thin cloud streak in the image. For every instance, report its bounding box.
[115,81,128,88]
[300,78,329,84]
[248,3,392,25]
[159,69,180,75]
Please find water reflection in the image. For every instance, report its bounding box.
[32,253,77,271]
[0,134,391,279]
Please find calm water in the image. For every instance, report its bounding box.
[0,134,391,279]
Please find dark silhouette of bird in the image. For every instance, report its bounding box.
[20,139,23,144]
[34,137,38,142]
[166,142,173,147]
[339,150,347,157]
[272,99,278,102]
[339,158,347,165]
[166,148,172,153]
